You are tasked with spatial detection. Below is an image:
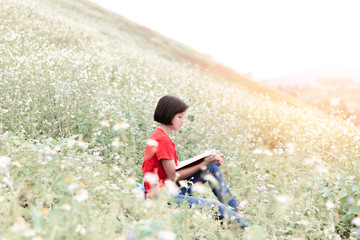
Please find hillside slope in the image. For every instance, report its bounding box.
[1,0,360,239]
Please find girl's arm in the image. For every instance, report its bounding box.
[161,155,216,181]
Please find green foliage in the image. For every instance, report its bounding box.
[1,0,360,239]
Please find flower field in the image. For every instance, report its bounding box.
[1,0,360,239]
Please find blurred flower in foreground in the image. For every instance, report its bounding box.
[68,183,79,191]
[178,180,188,188]
[0,156,11,173]
[191,182,204,193]
[132,187,145,200]
[252,149,263,155]
[10,217,30,232]
[147,139,159,147]
[326,201,335,209]
[352,216,360,226]
[165,180,178,196]
[286,142,296,154]
[239,200,248,209]
[296,219,309,226]
[112,138,124,148]
[75,224,86,235]
[276,194,289,204]
[23,229,36,237]
[60,203,72,211]
[77,141,88,149]
[252,148,272,156]
[144,139,158,160]
[144,172,159,185]
[100,120,110,127]
[158,230,176,240]
[67,139,76,148]
[75,189,89,202]
[316,165,329,174]
[112,122,129,131]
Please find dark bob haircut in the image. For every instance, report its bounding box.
[154,95,189,125]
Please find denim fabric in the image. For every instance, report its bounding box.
[172,162,248,228]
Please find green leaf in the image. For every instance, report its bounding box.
[347,206,360,215]
[188,115,195,122]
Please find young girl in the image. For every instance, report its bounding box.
[142,95,248,227]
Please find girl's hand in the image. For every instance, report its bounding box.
[204,154,217,164]
[214,154,224,166]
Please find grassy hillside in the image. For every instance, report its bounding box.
[1,0,360,239]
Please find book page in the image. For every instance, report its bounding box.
[175,150,214,171]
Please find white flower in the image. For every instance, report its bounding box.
[263,150,273,156]
[239,200,248,209]
[146,139,159,147]
[144,172,159,185]
[158,230,176,240]
[67,139,76,148]
[126,178,136,185]
[77,141,88,149]
[178,180,188,188]
[191,182,205,193]
[326,201,335,209]
[316,165,329,174]
[252,149,263,155]
[276,194,289,204]
[68,183,79,191]
[10,217,29,232]
[132,188,145,200]
[75,224,86,235]
[297,219,309,226]
[286,142,296,154]
[112,138,123,148]
[2,176,13,187]
[75,189,89,202]
[352,216,360,226]
[144,200,153,208]
[111,184,120,190]
[0,156,11,172]
[23,229,36,237]
[100,120,110,127]
[165,180,178,196]
[112,122,129,131]
[112,165,121,172]
[60,203,72,211]
[112,122,122,131]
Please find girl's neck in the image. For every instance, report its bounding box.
[159,124,172,135]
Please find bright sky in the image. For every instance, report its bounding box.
[91,0,360,80]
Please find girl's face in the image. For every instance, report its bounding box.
[171,111,185,131]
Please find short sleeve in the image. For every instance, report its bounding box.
[156,137,175,161]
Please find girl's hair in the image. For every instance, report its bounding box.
[154,95,189,125]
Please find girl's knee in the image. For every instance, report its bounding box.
[207,162,220,174]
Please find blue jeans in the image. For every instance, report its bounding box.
[170,162,248,228]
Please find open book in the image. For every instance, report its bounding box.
[175,150,214,171]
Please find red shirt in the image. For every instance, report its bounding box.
[142,128,178,196]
